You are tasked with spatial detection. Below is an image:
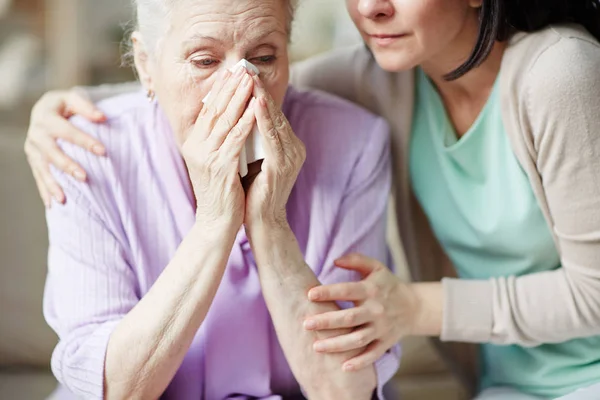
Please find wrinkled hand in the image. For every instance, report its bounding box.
[24,89,107,206]
[304,254,417,371]
[244,77,306,227]
[182,67,256,230]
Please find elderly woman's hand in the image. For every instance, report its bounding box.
[182,68,257,229]
[244,77,306,227]
[303,254,423,372]
[24,90,107,206]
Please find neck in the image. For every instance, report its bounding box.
[421,23,507,103]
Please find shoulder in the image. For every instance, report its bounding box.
[70,90,156,147]
[290,44,373,90]
[502,25,600,141]
[290,44,389,113]
[283,85,390,156]
[55,91,169,211]
[65,91,166,169]
[504,24,600,101]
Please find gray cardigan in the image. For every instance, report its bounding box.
[291,24,600,393]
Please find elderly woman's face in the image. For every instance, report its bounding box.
[140,0,290,146]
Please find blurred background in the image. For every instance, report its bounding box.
[0,0,360,119]
[0,1,466,399]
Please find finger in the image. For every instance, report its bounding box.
[209,73,254,149]
[195,69,233,130]
[334,253,381,276]
[39,137,87,181]
[254,95,282,160]
[66,90,106,122]
[39,163,65,204]
[49,115,106,156]
[343,341,388,372]
[211,66,248,120]
[304,307,371,331]
[313,325,377,354]
[31,167,51,208]
[308,282,368,302]
[220,97,257,157]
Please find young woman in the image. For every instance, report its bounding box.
[25,0,600,398]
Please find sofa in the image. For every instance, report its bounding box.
[0,123,468,399]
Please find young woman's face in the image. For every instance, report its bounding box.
[345,0,481,72]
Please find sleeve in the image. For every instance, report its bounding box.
[441,36,600,346]
[76,81,142,103]
[290,45,371,108]
[43,125,139,399]
[317,116,400,399]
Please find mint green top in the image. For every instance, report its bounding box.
[409,68,600,398]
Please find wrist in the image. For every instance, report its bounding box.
[245,210,289,236]
[192,217,240,243]
[407,282,443,337]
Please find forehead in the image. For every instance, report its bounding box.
[169,0,289,42]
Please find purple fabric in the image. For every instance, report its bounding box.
[44,86,400,399]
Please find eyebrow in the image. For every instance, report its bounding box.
[183,29,286,45]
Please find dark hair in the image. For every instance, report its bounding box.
[446,0,600,80]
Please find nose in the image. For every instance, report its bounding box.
[357,0,395,20]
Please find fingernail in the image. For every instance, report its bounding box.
[94,111,105,120]
[313,343,325,352]
[259,97,267,108]
[304,320,316,330]
[92,144,106,156]
[72,169,86,181]
[243,74,252,86]
[308,290,319,301]
[343,363,355,372]
[54,194,65,204]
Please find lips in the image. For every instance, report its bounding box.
[368,33,407,46]
[369,33,406,39]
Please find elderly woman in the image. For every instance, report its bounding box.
[40,0,400,399]
[30,0,600,399]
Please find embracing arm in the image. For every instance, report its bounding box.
[78,82,142,103]
[25,82,139,206]
[441,35,600,346]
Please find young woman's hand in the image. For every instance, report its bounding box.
[243,76,306,228]
[183,67,256,231]
[24,89,107,206]
[304,253,419,372]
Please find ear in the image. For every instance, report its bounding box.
[131,32,154,92]
[469,0,483,7]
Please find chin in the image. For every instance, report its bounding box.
[372,52,419,73]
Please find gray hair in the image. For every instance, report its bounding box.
[129,0,298,57]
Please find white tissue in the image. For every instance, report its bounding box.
[202,59,264,177]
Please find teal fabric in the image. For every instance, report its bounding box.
[409,68,600,398]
